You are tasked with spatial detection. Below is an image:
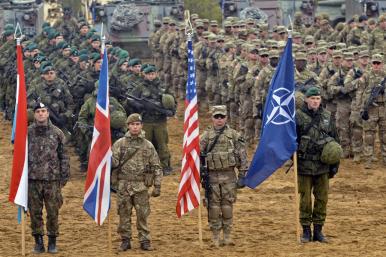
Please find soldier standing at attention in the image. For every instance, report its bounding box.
[200,105,248,247]
[28,102,70,254]
[112,113,162,251]
[296,87,340,243]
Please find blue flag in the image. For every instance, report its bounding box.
[244,37,297,189]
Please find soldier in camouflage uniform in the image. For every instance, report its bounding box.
[112,113,162,251]
[205,34,222,105]
[347,15,369,46]
[131,66,175,175]
[52,7,79,43]
[294,52,319,93]
[200,105,248,247]
[369,14,386,60]
[194,31,209,110]
[28,102,70,254]
[359,54,386,169]
[296,87,339,244]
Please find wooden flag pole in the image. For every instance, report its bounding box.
[293,152,301,243]
[21,208,25,256]
[198,198,203,248]
[108,211,112,253]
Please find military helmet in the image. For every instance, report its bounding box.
[320,141,342,165]
[110,111,127,129]
[162,94,176,110]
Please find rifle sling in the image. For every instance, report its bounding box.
[113,147,140,173]
[204,126,226,155]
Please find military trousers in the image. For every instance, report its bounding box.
[363,104,386,160]
[349,110,363,154]
[117,189,151,242]
[28,180,63,236]
[143,121,171,169]
[336,98,352,157]
[207,171,237,233]
[298,173,329,226]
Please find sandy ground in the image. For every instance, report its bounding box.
[1,103,386,257]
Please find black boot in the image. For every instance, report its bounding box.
[300,225,311,243]
[313,224,328,243]
[33,235,45,254]
[48,236,58,253]
[119,237,131,251]
[140,240,154,251]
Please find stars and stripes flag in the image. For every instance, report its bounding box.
[176,37,201,217]
[83,47,111,225]
[9,39,28,211]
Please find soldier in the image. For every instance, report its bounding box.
[28,102,70,254]
[205,34,222,105]
[112,113,162,251]
[296,87,340,243]
[294,52,319,93]
[347,15,369,46]
[359,54,386,169]
[200,105,248,247]
[369,14,386,60]
[52,7,78,43]
[131,65,175,176]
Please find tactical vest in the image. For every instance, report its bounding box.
[205,128,238,170]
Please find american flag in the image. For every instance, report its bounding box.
[176,38,201,217]
[83,47,111,225]
[9,39,28,211]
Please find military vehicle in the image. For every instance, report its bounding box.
[0,0,44,38]
[92,0,184,58]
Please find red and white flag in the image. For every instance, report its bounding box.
[176,38,200,217]
[9,40,28,210]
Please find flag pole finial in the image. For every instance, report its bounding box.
[184,10,193,40]
[287,15,293,39]
[14,22,24,44]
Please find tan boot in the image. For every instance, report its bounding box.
[353,154,361,164]
[364,160,372,169]
[210,230,220,248]
[223,230,235,246]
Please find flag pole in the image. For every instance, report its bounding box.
[293,152,300,243]
[21,207,25,256]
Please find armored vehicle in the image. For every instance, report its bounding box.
[93,0,184,58]
[0,0,44,38]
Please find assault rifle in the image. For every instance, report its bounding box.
[361,77,386,120]
[295,77,317,93]
[125,93,175,117]
[200,152,211,220]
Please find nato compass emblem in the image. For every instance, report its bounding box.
[265,87,295,126]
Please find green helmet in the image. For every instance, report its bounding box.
[162,94,176,110]
[320,141,342,165]
[110,111,127,129]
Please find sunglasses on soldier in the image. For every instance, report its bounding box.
[213,114,226,119]
[372,61,382,65]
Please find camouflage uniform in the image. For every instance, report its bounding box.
[200,106,248,245]
[28,121,70,237]
[369,16,386,59]
[112,129,162,244]
[296,100,338,234]
[205,40,222,105]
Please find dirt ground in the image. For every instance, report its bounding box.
[1,103,386,257]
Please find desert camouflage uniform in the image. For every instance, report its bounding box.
[112,130,162,242]
[28,121,70,237]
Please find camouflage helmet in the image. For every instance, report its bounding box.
[320,141,342,165]
[110,111,127,129]
[162,94,176,110]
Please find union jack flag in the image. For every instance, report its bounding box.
[176,38,201,217]
[83,47,111,225]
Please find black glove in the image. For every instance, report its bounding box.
[151,186,161,197]
[328,163,339,179]
[256,103,263,119]
[361,110,369,121]
[164,110,175,117]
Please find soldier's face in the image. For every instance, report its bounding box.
[91,41,101,49]
[305,96,322,111]
[318,52,328,62]
[212,114,227,129]
[80,26,89,35]
[132,64,142,74]
[372,61,383,72]
[359,56,369,66]
[34,108,49,124]
[43,71,56,81]
[94,59,102,71]
[145,72,157,81]
[128,122,143,135]
[332,57,342,66]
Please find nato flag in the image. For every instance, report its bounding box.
[244,36,297,189]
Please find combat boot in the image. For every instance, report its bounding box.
[162,167,172,176]
[353,153,361,164]
[364,159,372,169]
[300,225,311,243]
[33,235,45,254]
[119,237,131,251]
[223,229,235,246]
[210,230,220,248]
[313,224,328,243]
[140,240,153,251]
[47,236,58,253]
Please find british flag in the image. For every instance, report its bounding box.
[176,38,201,217]
[83,47,111,225]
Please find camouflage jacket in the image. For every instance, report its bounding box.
[359,69,386,112]
[28,121,70,183]
[112,131,162,194]
[296,104,338,176]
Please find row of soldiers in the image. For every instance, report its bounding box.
[0,12,175,175]
[149,12,386,169]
